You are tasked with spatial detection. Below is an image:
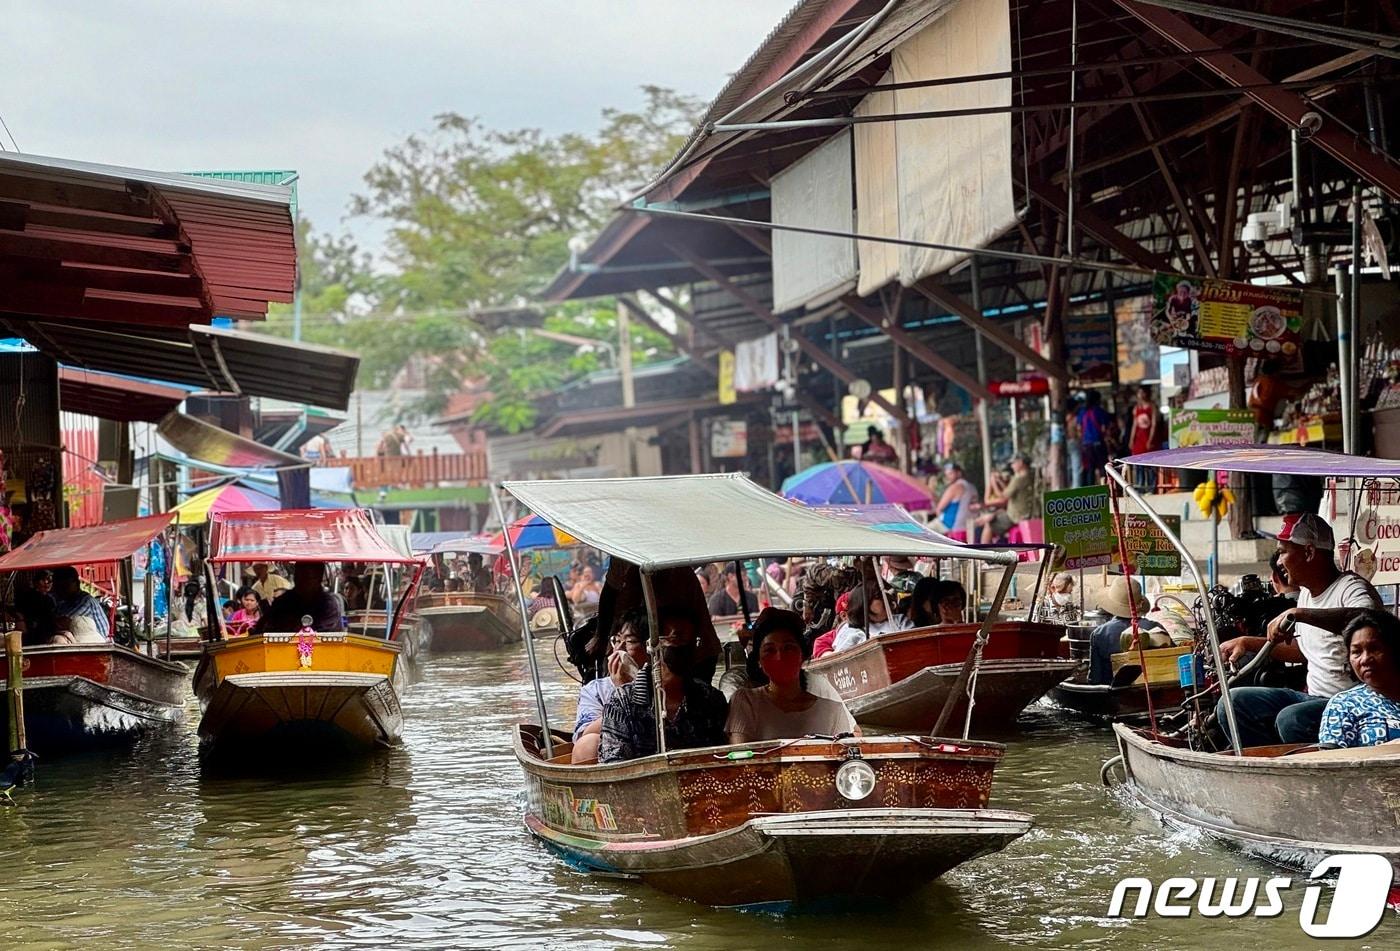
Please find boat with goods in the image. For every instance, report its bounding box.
[191,508,424,753]
[0,514,187,751]
[500,473,1034,910]
[1100,446,1400,881]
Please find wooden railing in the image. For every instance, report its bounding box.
[322,449,489,488]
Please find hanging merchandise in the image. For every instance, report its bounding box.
[0,449,11,553]
[27,456,57,533]
[733,333,780,392]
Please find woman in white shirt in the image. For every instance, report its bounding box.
[727,608,857,744]
[832,585,911,652]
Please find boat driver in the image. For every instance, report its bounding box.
[254,561,344,634]
[1215,514,1382,748]
[50,566,110,640]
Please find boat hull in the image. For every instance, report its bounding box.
[193,633,403,752]
[1113,723,1400,880]
[807,623,1076,732]
[1048,678,1185,720]
[419,594,521,651]
[515,726,1030,908]
[0,644,187,750]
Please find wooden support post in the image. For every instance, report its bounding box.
[6,630,25,753]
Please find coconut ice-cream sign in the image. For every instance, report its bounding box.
[1352,485,1400,585]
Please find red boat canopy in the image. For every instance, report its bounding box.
[208,509,422,564]
[0,513,174,572]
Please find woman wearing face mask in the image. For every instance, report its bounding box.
[1317,610,1400,749]
[727,608,857,744]
[1040,571,1081,624]
[597,610,729,763]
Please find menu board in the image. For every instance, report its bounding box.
[1065,303,1115,383]
[1044,486,1114,570]
[1112,514,1182,576]
[1150,272,1302,360]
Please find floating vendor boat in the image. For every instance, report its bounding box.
[410,535,521,652]
[501,473,1034,910]
[192,508,423,753]
[807,622,1078,732]
[0,515,188,751]
[1101,447,1400,881]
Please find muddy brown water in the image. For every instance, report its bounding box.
[0,648,1387,949]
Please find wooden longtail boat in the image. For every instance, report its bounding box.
[517,727,1029,909]
[1101,449,1400,882]
[499,473,1035,908]
[807,622,1079,731]
[0,514,188,751]
[194,508,423,753]
[418,591,521,652]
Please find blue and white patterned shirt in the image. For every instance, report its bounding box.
[1318,684,1400,748]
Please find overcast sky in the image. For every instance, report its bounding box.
[4,1,793,254]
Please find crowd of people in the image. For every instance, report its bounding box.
[10,566,112,646]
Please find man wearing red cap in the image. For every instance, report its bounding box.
[1216,513,1382,747]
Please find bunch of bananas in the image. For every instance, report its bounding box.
[1193,480,1235,519]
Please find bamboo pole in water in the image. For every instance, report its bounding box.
[5,630,25,753]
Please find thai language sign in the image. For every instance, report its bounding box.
[1352,485,1400,585]
[1044,486,1114,569]
[1169,408,1256,448]
[1112,514,1182,576]
[1150,272,1303,359]
[1065,302,1114,383]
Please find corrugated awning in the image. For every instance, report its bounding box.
[12,321,359,410]
[0,513,174,572]
[208,508,422,564]
[502,472,1015,571]
[0,151,295,327]
[157,411,306,470]
[58,366,189,422]
[1124,446,1400,478]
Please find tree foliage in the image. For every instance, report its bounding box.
[264,86,701,429]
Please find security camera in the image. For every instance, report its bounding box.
[1241,201,1291,254]
[1297,112,1323,140]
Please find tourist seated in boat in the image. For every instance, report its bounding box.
[1039,571,1081,624]
[569,565,602,610]
[831,584,910,652]
[225,587,263,637]
[1317,610,1400,749]
[14,569,57,646]
[445,576,464,593]
[50,566,110,640]
[254,562,344,634]
[809,590,850,660]
[707,565,757,618]
[250,561,292,602]
[597,609,729,763]
[570,612,649,763]
[465,552,491,594]
[341,575,367,613]
[1087,576,1167,686]
[904,576,964,627]
[727,608,857,744]
[1215,513,1382,747]
[170,579,208,637]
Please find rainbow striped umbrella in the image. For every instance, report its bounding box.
[781,460,933,511]
[173,484,279,526]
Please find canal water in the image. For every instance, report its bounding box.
[0,648,1386,949]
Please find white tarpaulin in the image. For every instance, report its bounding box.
[733,333,780,392]
[502,473,1015,571]
[854,0,1014,290]
[770,129,857,313]
[854,71,901,296]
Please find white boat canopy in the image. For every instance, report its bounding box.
[501,473,1017,572]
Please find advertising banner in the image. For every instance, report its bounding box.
[1065,303,1115,383]
[1150,272,1302,359]
[1112,514,1182,576]
[1352,484,1400,585]
[1115,295,1160,384]
[1169,408,1256,448]
[1043,486,1114,569]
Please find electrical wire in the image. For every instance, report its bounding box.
[0,111,18,152]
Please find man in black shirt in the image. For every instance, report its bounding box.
[706,565,757,617]
[255,561,342,633]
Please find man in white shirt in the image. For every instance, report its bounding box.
[1216,513,1381,747]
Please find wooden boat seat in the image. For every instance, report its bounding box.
[1276,742,1400,762]
[544,741,575,763]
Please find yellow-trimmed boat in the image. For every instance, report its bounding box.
[195,508,423,753]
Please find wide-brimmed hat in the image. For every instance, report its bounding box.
[1097,576,1149,619]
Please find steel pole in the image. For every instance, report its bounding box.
[1106,462,1242,755]
[491,485,553,759]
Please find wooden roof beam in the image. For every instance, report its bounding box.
[1115,0,1400,199]
[618,294,717,379]
[839,293,994,400]
[911,279,1069,382]
[661,236,910,425]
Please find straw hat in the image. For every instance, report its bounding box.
[1097,576,1149,619]
[531,606,559,631]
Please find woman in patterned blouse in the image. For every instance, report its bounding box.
[1318,610,1400,748]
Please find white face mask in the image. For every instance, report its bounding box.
[1052,591,1074,606]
